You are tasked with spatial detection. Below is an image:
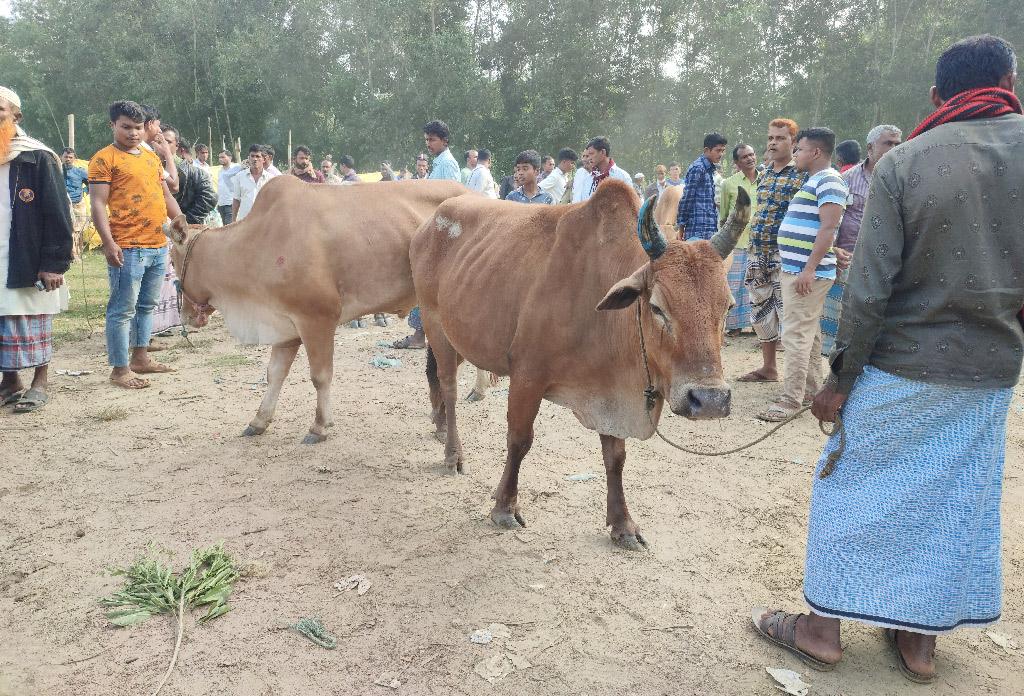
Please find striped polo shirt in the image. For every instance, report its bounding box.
[777,167,848,279]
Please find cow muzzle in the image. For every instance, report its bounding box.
[669,385,731,420]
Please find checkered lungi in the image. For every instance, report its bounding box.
[726,249,752,331]
[744,252,782,343]
[0,314,54,370]
[819,270,846,357]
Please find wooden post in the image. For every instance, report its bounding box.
[235,137,241,162]
[67,114,75,150]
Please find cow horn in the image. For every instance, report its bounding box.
[637,194,667,260]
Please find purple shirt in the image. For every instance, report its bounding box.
[835,161,870,252]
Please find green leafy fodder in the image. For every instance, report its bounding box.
[100,544,239,626]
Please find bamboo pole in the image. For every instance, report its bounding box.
[207,117,212,153]
[68,114,75,150]
[287,130,292,163]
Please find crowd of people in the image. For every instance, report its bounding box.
[1,31,1023,687]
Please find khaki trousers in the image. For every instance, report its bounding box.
[780,273,833,408]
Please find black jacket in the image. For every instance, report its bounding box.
[174,159,217,224]
[6,149,74,289]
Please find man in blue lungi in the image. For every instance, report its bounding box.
[752,34,1024,684]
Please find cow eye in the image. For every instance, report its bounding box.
[650,304,668,322]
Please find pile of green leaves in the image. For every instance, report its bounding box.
[100,544,239,627]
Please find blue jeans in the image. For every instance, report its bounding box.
[106,246,167,367]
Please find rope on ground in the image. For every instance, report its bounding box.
[77,255,96,335]
[289,618,337,649]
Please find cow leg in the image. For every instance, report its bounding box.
[426,347,446,441]
[464,366,494,403]
[490,380,543,530]
[601,434,647,551]
[243,338,301,436]
[421,311,465,472]
[297,323,336,445]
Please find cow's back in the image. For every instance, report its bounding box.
[412,181,646,380]
[654,184,683,234]
[208,177,469,332]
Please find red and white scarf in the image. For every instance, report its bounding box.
[907,87,1022,140]
[590,159,617,192]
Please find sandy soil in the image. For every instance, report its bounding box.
[1,317,1022,696]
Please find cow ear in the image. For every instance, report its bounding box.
[163,214,188,245]
[596,265,648,311]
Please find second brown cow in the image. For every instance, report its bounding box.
[410,179,751,550]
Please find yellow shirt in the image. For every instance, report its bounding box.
[719,170,756,249]
[87,144,168,248]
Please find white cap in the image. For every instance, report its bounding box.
[634,172,645,179]
[0,86,21,109]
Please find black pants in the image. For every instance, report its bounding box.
[218,204,233,225]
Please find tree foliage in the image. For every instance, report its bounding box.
[2,0,1020,173]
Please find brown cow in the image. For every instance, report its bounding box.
[410,179,751,549]
[163,176,468,444]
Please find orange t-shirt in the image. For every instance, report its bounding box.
[87,144,168,248]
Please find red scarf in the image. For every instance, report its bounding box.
[591,158,617,187]
[907,87,1022,140]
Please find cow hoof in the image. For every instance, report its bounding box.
[444,453,465,474]
[612,532,649,552]
[242,424,266,437]
[302,432,327,445]
[490,509,526,530]
[464,390,485,403]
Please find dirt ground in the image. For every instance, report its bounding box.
[1,316,1022,696]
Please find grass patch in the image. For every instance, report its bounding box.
[53,251,110,348]
[205,354,251,368]
[95,405,130,422]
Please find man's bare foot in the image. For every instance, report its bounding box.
[110,370,150,389]
[129,360,176,374]
[888,629,937,683]
[737,368,778,382]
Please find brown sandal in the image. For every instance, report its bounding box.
[737,369,778,383]
[751,607,838,672]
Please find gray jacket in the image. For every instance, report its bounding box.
[830,114,1024,393]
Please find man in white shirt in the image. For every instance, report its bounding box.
[194,144,212,173]
[466,149,497,198]
[216,150,246,223]
[232,144,278,221]
[538,147,577,204]
[570,153,594,203]
[577,136,631,202]
[261,145,282,177]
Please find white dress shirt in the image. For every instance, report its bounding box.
[232,168,278,221]
[538,166,567,204]
[466,164,497,199]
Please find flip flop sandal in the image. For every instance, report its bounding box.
[392,336,426,350]
[1,389,25,406]
[751,607,838,672]
[885,629,936,684]
[757,405,798,422]
[12,388,49,414]
[737,371,779,383]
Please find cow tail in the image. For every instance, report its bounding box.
[426,346,440,393]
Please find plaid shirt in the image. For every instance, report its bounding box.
[676,154,719,240]
[749,161,808,258]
